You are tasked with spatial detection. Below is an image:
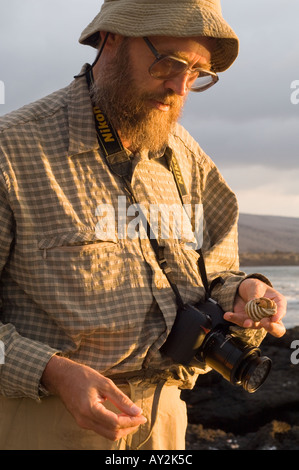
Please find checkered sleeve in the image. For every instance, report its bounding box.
[0,172,59,399]
[210,271,272,347]
[198,152,272,347]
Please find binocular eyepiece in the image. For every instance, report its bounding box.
[161,299,271,393]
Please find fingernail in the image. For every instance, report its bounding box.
[130,405,143,415]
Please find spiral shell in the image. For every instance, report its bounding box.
[245,297,277,322]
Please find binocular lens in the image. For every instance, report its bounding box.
[201,331,272,393]
[239,354,272,393]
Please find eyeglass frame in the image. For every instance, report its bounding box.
[143,37,219,92]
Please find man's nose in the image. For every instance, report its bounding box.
[164,74,190,97]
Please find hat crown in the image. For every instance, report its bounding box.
[102,0,221,13]
[79,0,238,72]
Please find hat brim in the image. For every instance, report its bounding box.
[79,2,239,72]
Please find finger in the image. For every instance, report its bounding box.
[83,413,144,441]
[98,378,144,417]
[117,413,147,428]
[223,311,247,327]
[91,395,147,429]
[238,278,268,303]
[86,401,147,440]
[96,403,147,428]
[81,378,147,440]
[94,423,142,441]
[259,318,286,338]
[233,280,287,325]
[92,398,145,420]
[271,296,288,322]
[224,311,261,329]
[242,318,261,329]
[238,279,286,316]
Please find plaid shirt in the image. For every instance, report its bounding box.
[0,66,267,399]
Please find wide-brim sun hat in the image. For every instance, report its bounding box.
[79,0,239,73]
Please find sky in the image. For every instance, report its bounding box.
[0,0,298,218]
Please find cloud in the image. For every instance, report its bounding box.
[0,0,298,217]
[0,0,100,112]
[181,113,299,170]
[180,0,299,217]
[220,165,299,218]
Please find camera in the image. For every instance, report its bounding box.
[161,299,272,393]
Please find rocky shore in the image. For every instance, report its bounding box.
[239,251,299,267]
[182,327,299,450]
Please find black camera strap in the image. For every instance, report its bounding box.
[86,69,211,305]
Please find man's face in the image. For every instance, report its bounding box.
[92,35,213,154]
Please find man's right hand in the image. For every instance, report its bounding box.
[41,355,147,441]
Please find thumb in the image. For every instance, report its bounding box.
[238,278,269,303]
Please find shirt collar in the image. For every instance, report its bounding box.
[67,64,99,156]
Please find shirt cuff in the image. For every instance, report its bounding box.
[210,271,273,347]
[0,325,60,400]
[210,271,273,313]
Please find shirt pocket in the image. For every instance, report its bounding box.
[37,229,121,292]
[36,230,149,334]
[38,230,118,259]
[35,230,143,335]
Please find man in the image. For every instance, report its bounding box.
[0,0,286,450]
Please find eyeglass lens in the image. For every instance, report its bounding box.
[150,57,216,91]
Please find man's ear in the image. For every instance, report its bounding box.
[99,31,124,51]
[92,31,125,78]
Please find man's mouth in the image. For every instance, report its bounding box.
[154,100,171,111]
[149,99,171,112]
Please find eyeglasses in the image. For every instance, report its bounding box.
[143,37,219,92]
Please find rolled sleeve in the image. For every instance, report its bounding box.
[0,324,59,399]
[211,271,273,313]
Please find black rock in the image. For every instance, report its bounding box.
[182,327,299,450]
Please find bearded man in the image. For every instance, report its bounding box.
[0,0,286,450]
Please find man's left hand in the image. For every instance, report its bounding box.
[223,278,287,338]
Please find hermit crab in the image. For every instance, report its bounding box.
[245,297,277,322]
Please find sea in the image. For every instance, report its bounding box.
[240,265,299,329]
